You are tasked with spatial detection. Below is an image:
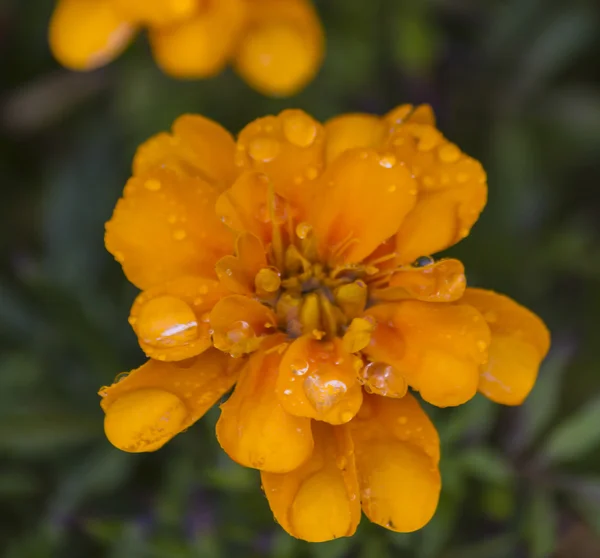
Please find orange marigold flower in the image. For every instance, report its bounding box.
[48,0,324,97]
[101,104,550,541]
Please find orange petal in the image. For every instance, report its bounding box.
[323,113,386,163]
[216,346,314,472]
[105,168,233,289]
[113,0,198,25]
[349,392,441,532]
[373,259,466,302]
[215,233,267,294]
[277,336,363,424]
[364,301,491,407]
[234,110,326,211]
[310,148,417,264]
[49,0,136,71]
[99,349,242,452]
[129,276,228,361]
[261,421,360,542]
[210,295,277,357]
[386,123,487,263]
[233,0,324,96]
[133,114,236,188]
[149,0,246,78]
[461,288,550,405]
[384,103,436,129]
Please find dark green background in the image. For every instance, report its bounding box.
[1,0,600,556]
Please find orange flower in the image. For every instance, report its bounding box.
[102,105,550,541]
[48,0,324,96]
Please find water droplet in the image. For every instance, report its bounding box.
[295,222,312,239]
[438,144,460,163]
[115,372,129,383]
[248,136,281,163]
[290,359,309,376]
[303,376,348,412]
[398,416,408,425]
[359,362,407,398]
[412,255,434,268]
[282,112,318,147]
[220,214,233,227]
[283,389,292,395]
[144,179,161,191]
[173,229,186,241]
[226,320,254,344]
[137,295,198,349]
[340,411,354,423]
[379,153,397,168]
[387,184,397,193]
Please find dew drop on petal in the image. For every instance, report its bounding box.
[359,362,407,398]
[144,179,161,191]
[303,375,348,412]
[398,416,408,425]
[305,166,319,180]
[173,229,186,241]
[226,320,254,345]
[137,295,198,349]
[438,144,461,163]
[296,222,312,239]
[290,359,309,376]
[248,136,281,163]
[379,153,397,168]
[282,112,318,148]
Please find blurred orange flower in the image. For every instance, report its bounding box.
[48,0,324,96]
[101,104,550,541]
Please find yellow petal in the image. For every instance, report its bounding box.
[150,0,246,78]
[133,114,237,188]
[349,393,441,532]
[49,0,136,71]
[129,276,228,361]
[310,148,417,265]
[386,122,487,263]
[100,349,242,452]
[372,259,466,303]
[461,288,550,405]
[364,301,491,407]
[105,168,234,290]
[210,295,277,357]
[113,0,197,25]
[324,113,386,164]
[384,103,436,128]
[216,346,314,472]
[277,336,363,425]
[234,110,326,212]
[261,421,360,542]
[215,233,267,295]
[234,0,324,96]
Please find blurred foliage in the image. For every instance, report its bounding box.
[1,0,600,556]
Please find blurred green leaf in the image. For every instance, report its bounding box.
[542,397,600,464]
[311,537,353,558]
[524,489,557,558]
[438,395,497,447]
[459,447,514,485]
[444,533,518,558]
[417,496,457,558]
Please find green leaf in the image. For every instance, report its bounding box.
[310,537,353,558]
[542,396,600,463]
[459,447,515,485]
[417,496,458,558]
[524,489,557,558]
[438,394,497,448]
[444,534,518,558]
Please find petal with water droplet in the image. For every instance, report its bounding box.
[461,288,550,405]
[100,349,243,452]
[261,421,360,542]
[216,344,313,472]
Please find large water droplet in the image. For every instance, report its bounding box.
[282,112,318,147]
[226,320,254,345]
[303,375,348,412]
[248,136,281,163]
[359,362,407,398]
[290,359,309,376]
[137,295,198,348]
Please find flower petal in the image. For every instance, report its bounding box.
[234,110,326,211]
[215,233,267,294]
[277,336,363,425]
[133,114,237,188]
[261,421,360,542]
[372,259,466,303]
[384,104,436,128]
[233,0,324,96]
[324,114,386,163]
[310,148,417,265]
[150,0,246,78]
[49,0,136,71]
[99,349,242,452]
[386,123,487,263]
[210,295,277,357]
[216,345,314,472]
[129,276,228,361]
[461,288,550,405]
[113,0,197,25]
[364,301,491,407]
[105,168,234,289]
[349,393,441,532]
